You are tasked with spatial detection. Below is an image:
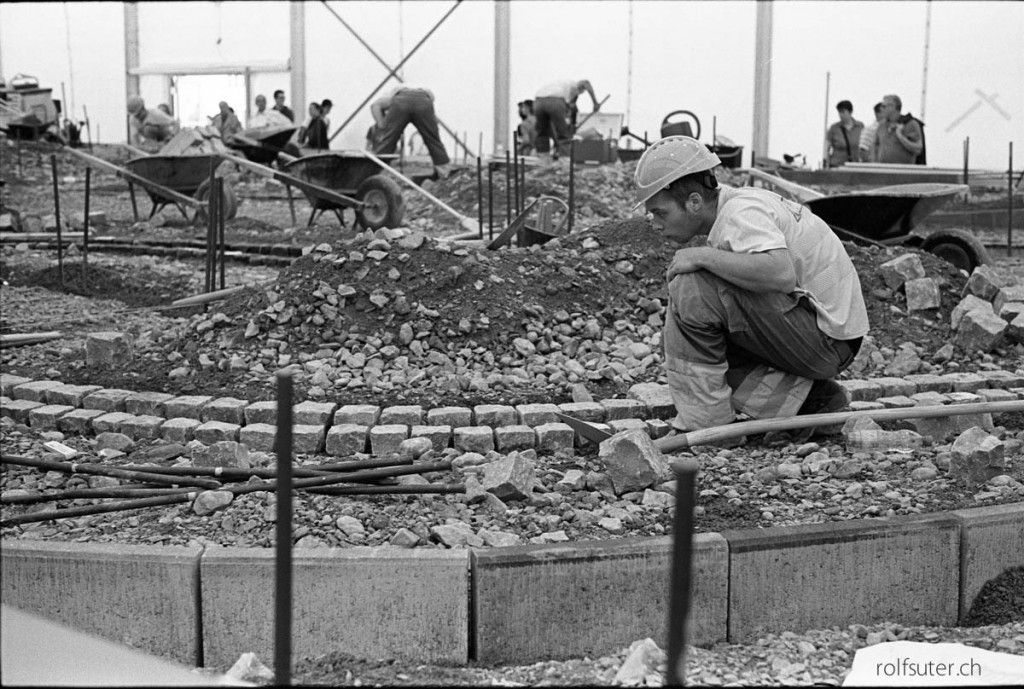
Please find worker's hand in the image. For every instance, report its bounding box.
[666,248,706,282]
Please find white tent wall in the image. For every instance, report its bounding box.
[0,1,1019,169]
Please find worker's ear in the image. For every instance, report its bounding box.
[686,191,704,213]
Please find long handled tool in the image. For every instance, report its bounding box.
[557,399,1024,452]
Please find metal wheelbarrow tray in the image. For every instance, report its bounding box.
[281,152,404,230]
[123,154,235,221]
[228,126,298,165]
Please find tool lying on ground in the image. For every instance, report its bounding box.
[556,399,1024,453]
[485,195,568,249]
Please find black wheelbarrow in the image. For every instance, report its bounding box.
[123,154,237,221]
[281,152,404,230]
[227,126,299,165]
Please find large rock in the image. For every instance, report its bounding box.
[226,652,274,683]
[1007,313,1024,345]
[954,309,1007,352]
[614,638,666,685]
[599,428,671,495]
[950,427,1005,486]
[480,452,535,502]
[951,295,994,330]
[191,440,251,469]
[192,490,233,516]
[85,332,134,367]
[994,285,1024,314]
[962,264,1005,301]
[878,254,926,290]
[904,277,941,312]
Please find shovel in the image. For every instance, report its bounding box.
[556,399,1024,453]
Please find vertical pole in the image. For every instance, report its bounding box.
[504,150,512,227]
[519,152,526,213]
[476,156,484,239]
[568,140,576,234]
[665,460,698,686]
[84,105,93,151]
[920,0,932,121]
[128,182,139,222]
[493,0,511,157]
[50,155,65,289]
[285,184,297,225]
[512,131,520,215]
[752,0,773,165]
[83,167,91,286]
[963,137,970,186]
[124,2,140,141]
[1009,141,1014,258]
[487,162,494,240]
[289,1,306,129]
[822,72,831,169]
[274,371,294,687]
[218,179,226,290]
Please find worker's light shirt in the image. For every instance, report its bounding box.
[535,80,578,102]
[706,185,869,341]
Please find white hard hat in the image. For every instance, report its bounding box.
[633,136,721,209]
[127,95,145,114]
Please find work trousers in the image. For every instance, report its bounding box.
[373,90,450,167]
[663,270,860,431]
[533,96,572,156]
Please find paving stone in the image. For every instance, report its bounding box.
[45,384,102,407]
[627,382,675,419]
[997,301,1024,322]
[380,405,424,426]
[848,400,885,412]
[963,264,1005,301]
[494,425,536,452]
[840,380,883,402]
[56,408,105,434]
[410,425,452,453]
[473,404,517,428]
[955,309,1008,352]
[1007,314,1024,344]
[292,425,326,454]
[905,374,953,394]
[905,277,941,311]
[535,422,574,456]
[124,391,176,416]
[325,424,369,456]
[293,401,338,427]
[454,426,495,454]
[947,391,983,405]
[83,389,135,412]
[608,418,649,434]
[980,370,1024,389]
[12,380,65,403]
[244,401,278,425]
[879,253,926,289]
[238,423,277,453]
[951,427,1006,486]
[600,398,647,421]
[2,398,43,423]
[994,285,1024,313]
[92,412,137,434]
[27,404,75,430]
[911,391,951,406]
[85,331,134,367]
[165,395,214,420]
[0,374,32,397]
[192,441,250,469]
[369,424,409,456]
[426,406,472,428]
[516,403,560,427]
[645,418,672,439]
[942,372,988,393]
[333,404,381,426]
[871,377,917,398]
[194,421,241,444]
[1009,387,1024,400]
[557,402,605,423]
[877,395,918,408]
[161,417,202,443]
[976,388,1019,403]
[912,413,994,442]
[120,415,165,441]
[202,398,249,425]
[951,294,995,330]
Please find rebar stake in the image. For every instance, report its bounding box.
[274,371,294,686]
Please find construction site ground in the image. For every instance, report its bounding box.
[1,139,1023,685]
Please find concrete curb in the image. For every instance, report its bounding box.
[2,504,1021,667]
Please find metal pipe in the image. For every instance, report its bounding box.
[274,371,294,687]
[50,155,65,289]
[488,161,494,239]
[2,485,194,504]
[963,137,970,186]
[121,456,414,479]
[218,178,226,290]
[327,1,464,143]
[568,140,576,234]
[83,167,90,287]
[476,156,484,239]
[1009,141,1014,258]
[665,459,698,686]
[309,484,465,497]
[505,149,511,228]
[512,131,520,215]
[0,454,222,489]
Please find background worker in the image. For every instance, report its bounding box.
[824,100,864,168]
[533,78,600,160]
[857,102,885,162]
[247,94,292,129]
[297,101,328,151]
[272,89,295,123]
[516,99,537,155]
[371,85,451,179]
[210,101,242,142]
[126,95,176,146]
[633,136,868,440]
[876,94,924,164]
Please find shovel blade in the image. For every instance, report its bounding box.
[554,412,614,444]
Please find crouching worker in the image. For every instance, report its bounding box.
[127,95,176,146]
[634,136,868,440]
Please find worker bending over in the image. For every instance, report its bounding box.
[126,95,177,146]
[533,78,599,160]
[371,85,451,180]
[634,136,868,440]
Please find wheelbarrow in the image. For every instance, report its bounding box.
[123,154,237,221]
[745,169,988,272]
[227,126,299,165]
[281,152,405,230]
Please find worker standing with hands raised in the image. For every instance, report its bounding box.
[533,79,600,162]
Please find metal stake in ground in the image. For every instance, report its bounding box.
[476,155,484,239]
[50,155,65,288]
[666,457,698,686]
[83,167,91,287]
[488,160,494,240]
[513,131,520,215]
[568,140,576,234]
[218,177,226,290]
[505,149,512,227]
[1008,140,1014,258]
[275,370,294,686]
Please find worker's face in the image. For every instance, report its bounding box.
[881,98,899,122]
[219,102,230,115]
[275,93,285,105]
[645,189,703,243]
[255,96,266,111]
[838,108,853,124]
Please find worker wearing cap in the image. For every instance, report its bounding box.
[126,95,176,145]
[634,136,868,437]
[371,85,451,180]
[533,79,599,160]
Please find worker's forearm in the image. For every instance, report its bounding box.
[692,248,796,293]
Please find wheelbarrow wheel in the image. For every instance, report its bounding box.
[355,174,404,230]
[195,178,239,222]
[920,228,991,274]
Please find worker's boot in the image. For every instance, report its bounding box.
[763,379,850,447]
[433,164,451,180]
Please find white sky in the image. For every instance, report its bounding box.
[1,1,1021,170]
